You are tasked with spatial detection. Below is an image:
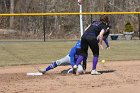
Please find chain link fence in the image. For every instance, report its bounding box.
[0,0,139,41]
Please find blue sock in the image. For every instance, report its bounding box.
[92,56,98,70]
[76,55,84,66]
[45,62,58,72]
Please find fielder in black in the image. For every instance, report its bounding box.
[73,15,110,75]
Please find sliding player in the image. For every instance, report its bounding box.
[38,40,87,74]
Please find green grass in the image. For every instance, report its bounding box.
[0,40,140,66]
[99,40,140,61]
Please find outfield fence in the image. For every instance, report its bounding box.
[0,12,140,41]
[0,0,140,41]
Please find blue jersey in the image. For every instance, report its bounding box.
[69,40,87,67]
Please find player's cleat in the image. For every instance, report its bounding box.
[73,65,77,74]
[38,69,46,74]
[61,68,72,74]
[91,70,101,75]
[67,68,73,74]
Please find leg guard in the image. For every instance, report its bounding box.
[45,62,58,72]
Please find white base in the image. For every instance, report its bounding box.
[26,72,43,76]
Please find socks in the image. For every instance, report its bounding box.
[76,55,84,66]
[45,62,58,71]
[92,56,98,70]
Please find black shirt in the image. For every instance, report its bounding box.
[86,21,108,37]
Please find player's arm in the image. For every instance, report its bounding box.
[69,47,76,67]
[97,34,110,49]
[85,21,96,32]
[99,29,105,49]
[104,28,110,48]
[85,25,90,31]
[103,32,110,48]
[104,38,110,49]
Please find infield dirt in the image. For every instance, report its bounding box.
[0,60,140,93]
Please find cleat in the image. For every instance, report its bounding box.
[91,70,101,75]
[67,68,73,74]
[38,69,46,74]
[61,68,72,74]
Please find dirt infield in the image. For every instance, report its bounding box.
[0,60,140,93]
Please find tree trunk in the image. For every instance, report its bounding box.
[10,0,14,29]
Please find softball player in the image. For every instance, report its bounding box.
[38,40,87,74]
[73,15,110,75]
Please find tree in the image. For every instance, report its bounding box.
[10,0,14,29]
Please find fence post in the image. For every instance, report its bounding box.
[43,16,46,42]
[90,14,93,24]
[138,14,140,39]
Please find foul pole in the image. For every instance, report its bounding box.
[138,14,140,39]
[78,0,84,37]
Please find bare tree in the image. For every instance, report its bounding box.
[10,0,14,29]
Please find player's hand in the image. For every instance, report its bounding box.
[100,44,104,50]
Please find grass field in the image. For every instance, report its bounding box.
[0,40,140,93]
[0,40,140,66]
